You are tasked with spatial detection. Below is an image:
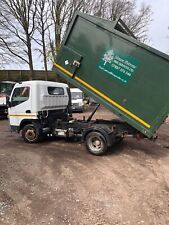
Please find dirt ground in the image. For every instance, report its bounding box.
[0,106,169,225]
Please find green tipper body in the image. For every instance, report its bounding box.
[53,12,169,138]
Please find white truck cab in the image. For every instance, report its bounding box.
[70,88,84,112]
[8,80,70,132]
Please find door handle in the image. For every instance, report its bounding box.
[25,110,31,113]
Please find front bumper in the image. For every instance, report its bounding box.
[72,105,83,112]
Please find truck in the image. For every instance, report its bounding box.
[70,88,84,112]
[0,81,15,117]
[8,12,169,155]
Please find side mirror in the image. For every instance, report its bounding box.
[7,100,12,108]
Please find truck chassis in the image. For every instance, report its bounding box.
[20,105,138,156]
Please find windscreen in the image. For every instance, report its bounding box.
[0,82,15,96]
[71,92,83,100]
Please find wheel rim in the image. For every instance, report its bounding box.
[25,128,36,141]
[88,136,103,152]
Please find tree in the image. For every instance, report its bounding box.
[0,0,152,71]
[96,0,152,42]
[0,0,37,79]
[35,0,52,80]
[125,2,152,42]
[47,0,99,61]
[47,0,152,62]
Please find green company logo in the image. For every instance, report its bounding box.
[98,49,139,84]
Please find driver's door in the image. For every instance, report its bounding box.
[8,86,31,127]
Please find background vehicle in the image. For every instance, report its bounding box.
[70,88,84,112]
[0,81,15,117]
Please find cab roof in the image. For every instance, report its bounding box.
[15,80,68,88]
[70,88,82,92]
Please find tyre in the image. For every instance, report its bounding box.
[22,124,42,143]
[85,131,108,156]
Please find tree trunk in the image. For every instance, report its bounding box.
[42,30,48,80]
[27,36,34,80]
[55,21,61,55]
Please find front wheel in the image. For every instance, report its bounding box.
[22,124,42,143]
[85,131,108,156]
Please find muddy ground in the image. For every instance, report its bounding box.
[0,106,169,225]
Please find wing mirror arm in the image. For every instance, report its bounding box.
[7,100,12,108]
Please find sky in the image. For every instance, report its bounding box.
[138,0,169,54]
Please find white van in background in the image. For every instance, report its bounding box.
[70,88,84,112]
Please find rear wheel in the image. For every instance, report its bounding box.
[22,124,42,143]
[85,131,108,156]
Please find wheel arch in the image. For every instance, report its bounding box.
[19,119,34,132]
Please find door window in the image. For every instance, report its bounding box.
[11,87,30,106]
